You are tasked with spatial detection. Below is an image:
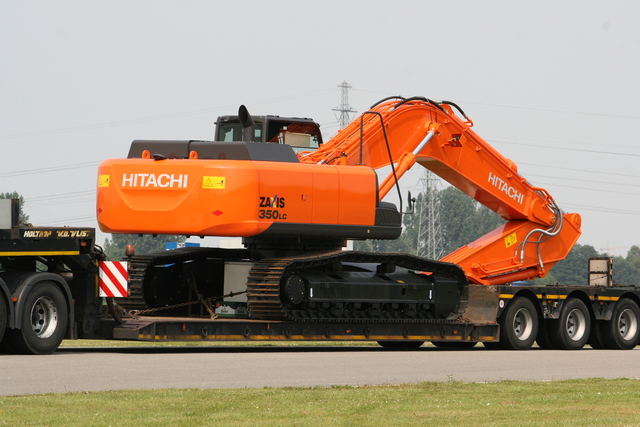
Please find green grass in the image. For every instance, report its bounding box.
[2,379,640,426]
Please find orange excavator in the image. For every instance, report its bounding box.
[97,96,581,322]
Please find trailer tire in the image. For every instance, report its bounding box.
[377,341,424,349]
[431,341,477,349]
[497,297,538,350]
[482,342,501,349]
[4,282,68,355]
[548,298,590,350]
[0,291,6,346]
[588,321,607,349]
[600,298,640,350]
[535,319,555,349]
[0,290,16,354]
[0,335,18,354]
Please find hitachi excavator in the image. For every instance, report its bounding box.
[97,96,581,328]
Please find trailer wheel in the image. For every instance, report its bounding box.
[588,321,607,349]
[0,291,17,354]
[0,291,6,345]
[535,319,555,349]
[377,341,424,349]
[4,282,68,355]
[431,341,477,349]
[548,298,590,350]
[600,298,640,350]
[497,297,538,350]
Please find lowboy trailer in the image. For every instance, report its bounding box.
[0,199,637,354]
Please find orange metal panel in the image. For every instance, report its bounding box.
[337,167,377,225]
[97,158,378,237]
[310,167,339,224]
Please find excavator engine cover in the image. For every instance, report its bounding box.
[98,141,401,240]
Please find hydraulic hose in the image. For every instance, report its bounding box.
[358,111,403,213]
[369,96,405,109]
[440,100,469,120]
[393,97,447,114]
[518,200,565,269]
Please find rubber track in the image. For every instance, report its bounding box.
[246,251,468,322]
[117,247,250,311]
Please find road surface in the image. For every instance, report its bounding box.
[2,345,639,396]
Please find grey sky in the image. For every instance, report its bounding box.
[1,1,639,256]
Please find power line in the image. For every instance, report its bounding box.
[26,190,94,201]
[463,101,640,121]
[489,139,640,158]
[0,89,337,141]
[525,173,639,188]
[352,88,640,121]
[402,174,640,220]
[26,198,95,208]
[0,162,100,178]
[527,181,640,197]
[36,215,96,225]
[563,203,640,217]
[518,162,640,179]
[487,133,637,151]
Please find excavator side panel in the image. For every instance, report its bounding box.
[97,158,381,238]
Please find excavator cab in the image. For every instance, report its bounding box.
[215,112,323,154]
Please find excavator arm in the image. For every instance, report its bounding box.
[299,97,582,285]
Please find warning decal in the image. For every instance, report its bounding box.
[98,261,128,298]
[203,176,226,189]
[98,175,110,187]
[504,232,518,248]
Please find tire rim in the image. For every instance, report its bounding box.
[618,308,638,341]
[513,308,533,341]
[30,296,58,339]
[565,308,586,341]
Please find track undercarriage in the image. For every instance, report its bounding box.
[117,247,469,322]
[247,251,468,321]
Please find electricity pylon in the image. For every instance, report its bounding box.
[332,81,357,129]
[416,170,444,259]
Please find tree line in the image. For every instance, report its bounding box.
[3,190,638,286]
[354,186,640,286]
[0,192,183,261]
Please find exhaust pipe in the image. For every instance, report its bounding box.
[238,105,255,142]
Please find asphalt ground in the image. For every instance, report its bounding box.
[2,345,639,396]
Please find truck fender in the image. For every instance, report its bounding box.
[591,299,617,322]
[0,278,14,329]
[1,271,75,333]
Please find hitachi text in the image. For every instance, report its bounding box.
[121,174,189,188]
[488,172,524,204]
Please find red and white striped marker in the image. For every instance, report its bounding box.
[98,261,128,298]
